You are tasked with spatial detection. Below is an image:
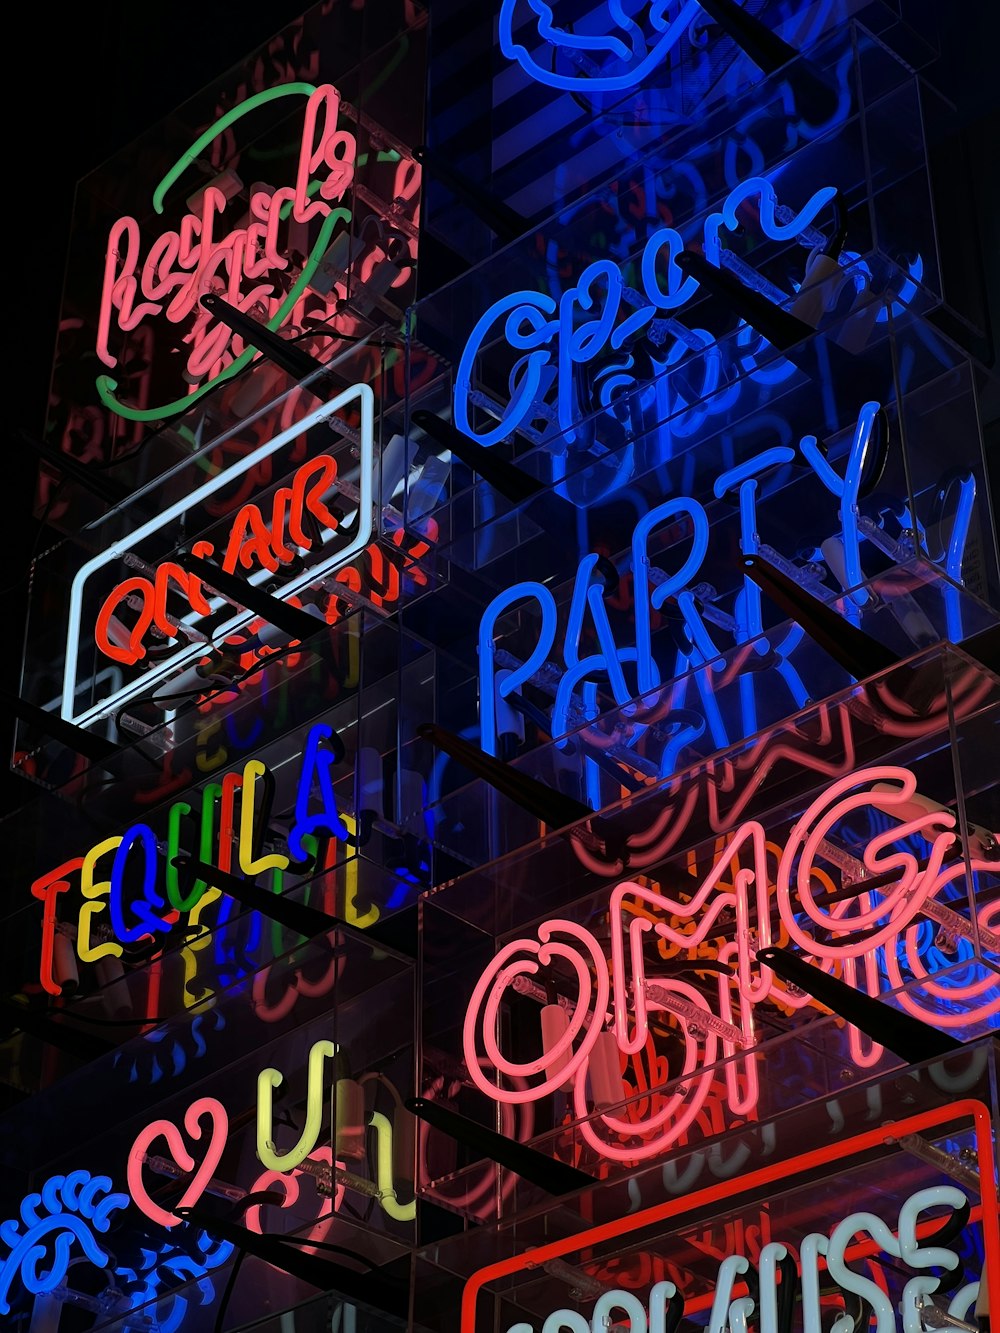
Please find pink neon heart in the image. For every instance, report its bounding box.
[127,1097,229,1228]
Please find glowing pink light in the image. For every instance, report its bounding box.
[777,767,958,959]
[127,1098,229,1228]
[463,763,999,1163]
[463,922,610,1103]
[97,85,358,387]
[251,935,344,1023]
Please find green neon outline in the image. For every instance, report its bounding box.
[165,785,219,912]
[96,204,351,422]
[152,82,318,215]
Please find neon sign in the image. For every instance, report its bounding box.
[96,452,364,669]
[96,83,357,422]
[257,1039,337,1172]
[497,0,849,102]
[463,765,998,1161]
[127,1039,416,1229]
[461,1099,1000,1333]
[502,1186,980,1333]
[621,1044,991,1216]
[114,1227,234,1333]
[63,383,373,728]
[455,176,841,449]
[30,721,374,1000]
[0,1172,130,1315]
[498,0,702,95]
[479,400,976,760]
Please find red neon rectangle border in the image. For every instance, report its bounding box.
[461,1098,1000,1333]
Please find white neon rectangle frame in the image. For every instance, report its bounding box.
[61,382,375,728]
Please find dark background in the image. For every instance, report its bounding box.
[2,1,319,814]
[2,0,997,819]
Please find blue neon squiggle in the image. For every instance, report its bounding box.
[800,400,881,606]
[455,176,843,453]
[115,1226,234,1331]
[499,0,702,94]
[0,1174,129,1314]
[288,722,350,859]
[703,177,838,265]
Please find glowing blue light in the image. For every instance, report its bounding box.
[498,0,702,94]
[703,177,838,264]
[632,497,711,694]
[455,177,846,454]
[454,292,557,447]
[288,722,350,859]
[640,228,699,311]
[109,823,173,943]
[800,401,881,606]
[940,473,976,643]
[0,1173,130,1314]
[115,1226,234,1332]
[214,887,264,987]
[714,447,796,645]
[876,251,925,323]
[479,583,558,756]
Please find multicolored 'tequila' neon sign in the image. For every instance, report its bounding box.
[464,765,999,1162]
[30,721,377,1000]
[96,83,357,422]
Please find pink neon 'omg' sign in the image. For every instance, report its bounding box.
[463,765,1000,1163]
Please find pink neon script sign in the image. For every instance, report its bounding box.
[464,765,999,1162]
[97,84,355,390]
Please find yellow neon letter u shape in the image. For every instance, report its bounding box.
[256,1039,337,1171]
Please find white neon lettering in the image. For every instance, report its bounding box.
[508,1188,976,1333]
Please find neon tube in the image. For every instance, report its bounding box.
[369,1111,417,1221]
[257,1039,337,1171]
[464,764,996,1161]
[0,1173,130,1314]
[63,384,374,727]
[466,1100,997,1333]
[127,1098,229,1228]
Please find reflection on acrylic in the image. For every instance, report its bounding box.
[464,765,998,1161]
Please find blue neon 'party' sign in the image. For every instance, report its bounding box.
[478,400,977,762]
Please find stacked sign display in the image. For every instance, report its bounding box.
[0,2,996,1332]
